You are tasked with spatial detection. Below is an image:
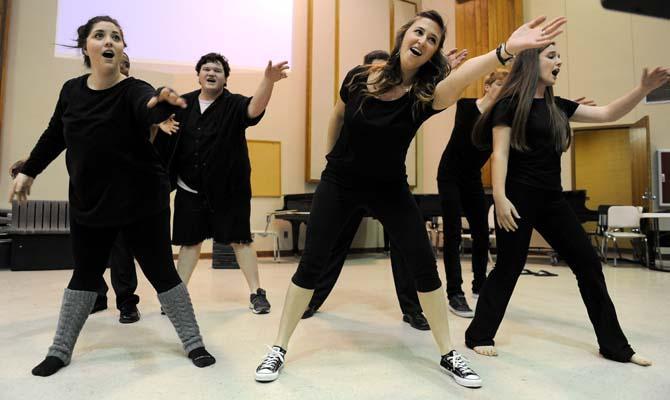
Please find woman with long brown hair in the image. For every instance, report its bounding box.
[466,42,668,365]
[254,10,566,387]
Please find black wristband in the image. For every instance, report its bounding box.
[496,43,513,66]
[502,42,515,58]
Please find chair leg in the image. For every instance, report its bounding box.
[274,234,281,263]
[603,237,609,265]
[613,238,619,266]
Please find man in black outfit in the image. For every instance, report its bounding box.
[156,53,288,314]
[301,50,429,331]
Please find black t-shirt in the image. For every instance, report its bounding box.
[163,89,263,203]
[322,66,444,187]
[491,96,579,191]
[437,98,490,182]
[21,75,174,226]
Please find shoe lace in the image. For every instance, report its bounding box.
[259,346,284,371]
[449,352,474,375]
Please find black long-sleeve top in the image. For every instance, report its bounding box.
[21,75,175,226]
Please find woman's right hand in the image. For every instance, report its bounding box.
[494,195,521,232]
[505,16,567,55]
[9,173,34,203]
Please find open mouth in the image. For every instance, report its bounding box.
[102,50,115,59]
[409,47,422,56]
[551,68,560,77]
[206,77,217,83]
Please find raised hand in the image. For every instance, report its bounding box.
[446,48,468,69]
[147,87,187,109]
[9,173,34,204]
[505,16,567,55]
[158,114,179,135]
[573,96,597,106]
[641,67,670,92]
[264,61,290,83]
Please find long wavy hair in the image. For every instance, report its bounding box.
[344,10,450,119]
[472,44,570,153]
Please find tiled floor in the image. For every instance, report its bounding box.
[1,254,668,400]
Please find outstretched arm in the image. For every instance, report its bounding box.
[570,67,670,123]
[248,61,290,119]
[433,16,566,110]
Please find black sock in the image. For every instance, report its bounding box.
[188,347,216,368]
[32,356,65,377]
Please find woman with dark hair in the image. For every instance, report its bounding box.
[254,10,566,387]
[11,16,215,377]
[466,42,669,366]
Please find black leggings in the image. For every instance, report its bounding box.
[465,182,634,362]
[292,180,441,293]
[68,208,181,294]
[307,208,422,315]
[438,178,489,298]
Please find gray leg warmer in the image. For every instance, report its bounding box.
[157,283,205,353]
[46,288,97,364]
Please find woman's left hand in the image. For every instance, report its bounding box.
[264,61,290,82]
[505,16,567,55]
[640,67,670,92]
[147,87,187,109]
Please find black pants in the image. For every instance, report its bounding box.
[292,180,441,293]
[465,182,634,362]
[307,208,422,315]
[69,209,182,295]
[97,234,140,310]
[438,178,489,298]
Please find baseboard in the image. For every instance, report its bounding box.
[174,247,388,260]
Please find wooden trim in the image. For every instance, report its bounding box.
[0,0,11,155]
[333,0,340,105]
[304,0,314,183]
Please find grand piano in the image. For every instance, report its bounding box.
[274,190,599,255]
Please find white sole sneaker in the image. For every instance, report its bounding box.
[448,305,474,318]
[442,368,482,388]
[255,365,282,382]
[249,303,271,314]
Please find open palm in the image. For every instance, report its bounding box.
[641,67,670,91]
[506,16,567,55]
[265,61,290,82]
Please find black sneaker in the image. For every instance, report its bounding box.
[440,350,482,388]
[250,288,271,314]
[119,305,140,324]
[255,346,286,382]
[448,294,474,318]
